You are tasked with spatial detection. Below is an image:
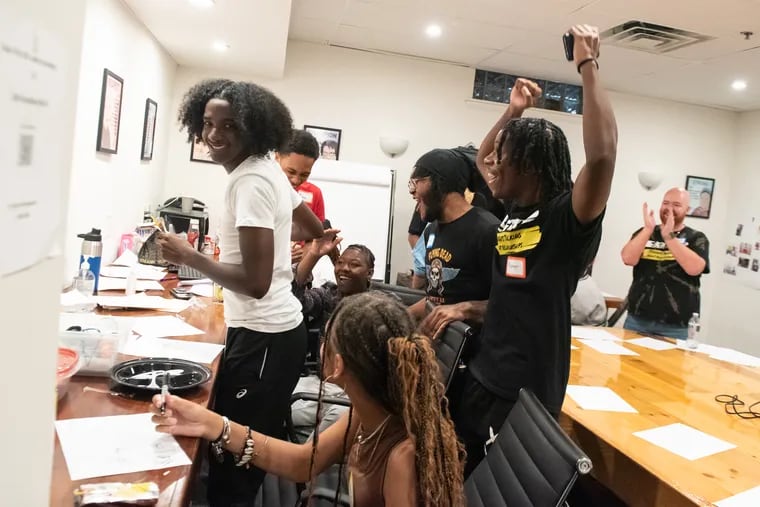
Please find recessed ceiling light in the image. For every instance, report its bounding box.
[425,24,442,38]
[212,40,230,52]
[732,79,747,91]
[188,0,215,8]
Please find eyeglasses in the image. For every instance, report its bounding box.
[408,176,430,193]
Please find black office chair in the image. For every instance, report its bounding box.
[369,281,425,306]
[432,320,472,392]
[465,388,592,507]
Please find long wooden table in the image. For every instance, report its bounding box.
[561,328,760,507]
[50,286,226,507]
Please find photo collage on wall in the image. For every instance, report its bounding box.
[724,216,760,287]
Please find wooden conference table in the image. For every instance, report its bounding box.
[50,283,226,507]
[561,328,760,507]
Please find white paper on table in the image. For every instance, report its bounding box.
[111,249,138,267]
[54,413,191,480]
[625,337,677,351]
[132,315,204,339]
[60,290,95,309]
[709,348,760,368]
[121,336,223,364]
[97,277,164,292]
[571,326,622,341]
[675,341,727,355]
[189,284,213,298]
[633,423,736,461]
[100,265,167,281]
[178,278,212,286]
[570,344,579,350]
[578,339,639,356]
[565,385,637,413]
[716,486,760,507]
[94,294,191,313]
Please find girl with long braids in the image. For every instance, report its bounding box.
[152,291,465,507]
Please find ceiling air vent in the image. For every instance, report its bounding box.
[601,21,714,54]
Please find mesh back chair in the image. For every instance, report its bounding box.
[465,388,592,507]
[369,281,425,306]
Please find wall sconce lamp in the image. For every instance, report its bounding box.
[379,136,409,158]
[638,171,663,191]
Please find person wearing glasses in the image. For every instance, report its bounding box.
[407,148,500,339]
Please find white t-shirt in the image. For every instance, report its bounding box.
[220,156,304,332]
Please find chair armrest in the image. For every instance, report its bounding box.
[291,391,352,407]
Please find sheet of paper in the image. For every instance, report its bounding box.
[100,265,167,281]
[571,326,622,341]
[121,336,223,364]
[0,10,67,276]
[716,486,760,507]
[111,249,138,267]
[178,278,212,286]
[60,290,95,311]
[94,294,191,313]
[570,344,579,350]
[675,341,727,355]
[633,423,736,461]
[189,284,213,297]
[626,337,677,351]
[55,413,191,480]
[578,339,639,356]
[565,385,637,413]
[132,316,204,338]
[709,348,760,368]
[97,277,164,292]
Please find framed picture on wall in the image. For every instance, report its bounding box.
[304,125,341,160]
[96,68,124,154]
[190,139,216,164]
[685,175,715,219]
[140,98,158,161]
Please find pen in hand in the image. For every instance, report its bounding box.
[160,371,170,415]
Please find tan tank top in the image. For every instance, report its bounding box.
[347,416,410,507]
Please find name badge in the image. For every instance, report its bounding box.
[505,256,526,279]
[426,233,436,248]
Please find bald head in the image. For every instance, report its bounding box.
[660,187,689,227]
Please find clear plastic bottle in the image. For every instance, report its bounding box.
[686,312,700,350]
[74,260,96,296]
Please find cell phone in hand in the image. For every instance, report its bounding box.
[562,33,574,61]
[170,287,192,300]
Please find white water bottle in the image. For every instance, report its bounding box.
[686,313,700,350]
[125,268,137,296]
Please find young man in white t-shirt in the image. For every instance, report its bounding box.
[158,79,323,505]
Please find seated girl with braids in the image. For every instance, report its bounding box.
[152,292,465,507]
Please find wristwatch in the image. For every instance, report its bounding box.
[668,231,678,240]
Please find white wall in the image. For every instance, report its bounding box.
[164,41,739,343]
[708,110,760,355]
[0,1,86,505]
[63,0,177,281]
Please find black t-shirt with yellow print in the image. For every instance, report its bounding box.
[469,192,603,416]
[626,225,710,327]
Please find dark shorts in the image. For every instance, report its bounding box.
[207,323,307,506]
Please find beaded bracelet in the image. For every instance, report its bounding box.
[235,427,255,469]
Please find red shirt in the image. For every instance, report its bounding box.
[296,181,325,222]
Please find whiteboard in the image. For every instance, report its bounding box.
[308,159,395,282]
